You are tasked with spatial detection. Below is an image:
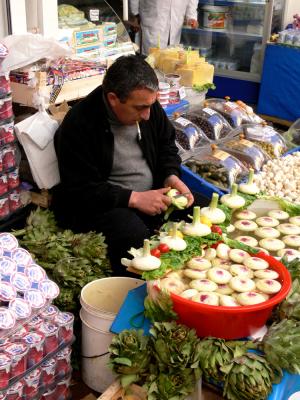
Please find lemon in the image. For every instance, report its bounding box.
[200,216,212,227]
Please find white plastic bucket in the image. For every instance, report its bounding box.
[80,277,144,393]
[202,5,229,30]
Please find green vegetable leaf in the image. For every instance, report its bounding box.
[192,83,216,92]
[270,196,300,217]
[224,237,259,254]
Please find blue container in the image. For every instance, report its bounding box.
[268,371,300,400]
[283,146,300,156]
[181,165,227,199]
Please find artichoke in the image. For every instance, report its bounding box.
[146,370,196,400]
[71,232,108,265]
[149,322,201,375]
[280,256,300,280]
[221,353,278,400]
[196,338,257,384]
[276,278,300,321]
[14,207,58,242]
[108,329,152,387]
[262,318,300,374]
[144,290,178,323]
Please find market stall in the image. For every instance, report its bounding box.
[1,2,300,399]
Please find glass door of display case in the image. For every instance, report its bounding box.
[56,0,135,57]
[181,0,285,103]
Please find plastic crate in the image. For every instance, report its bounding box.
[283,146,300,156]
[181,165,227,200]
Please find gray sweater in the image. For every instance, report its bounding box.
[105,96,153,191]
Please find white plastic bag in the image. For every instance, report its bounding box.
[14,111,60,189]
[0,33,71,73]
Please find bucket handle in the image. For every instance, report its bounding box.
[82,351,110,359]
[129,311,145,329]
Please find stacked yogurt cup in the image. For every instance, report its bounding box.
[0,232,74,400]
[165,74,181,104]
[158,82,170,108]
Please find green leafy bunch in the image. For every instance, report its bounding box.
[196,337,257,383]
[221,352,280,400]
[262,318,300,374]
[108,329,152,387]
[149,321,201,374]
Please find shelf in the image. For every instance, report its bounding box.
[198,0,267,5]
[182,27,262,39]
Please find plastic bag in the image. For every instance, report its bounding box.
[171,116,210,152]
[219,136,270,172]
[14,111,60,189]
[229,124,287,158]
[0,34,71,73]
[181,107,232,140]
[204,98,256,128]
[283,118,300,150]
[183,145,248,190]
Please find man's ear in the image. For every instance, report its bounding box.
[107,92,119,107]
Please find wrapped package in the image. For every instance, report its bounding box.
[204,98,262,127]
[229,124,287,158]
[181,107,232,140]
[171,116,210,153]
[183,145,248,190]
[219,136,270,172]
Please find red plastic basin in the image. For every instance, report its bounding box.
[171,252,292,339]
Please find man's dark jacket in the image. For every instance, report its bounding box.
[53,86,181,230]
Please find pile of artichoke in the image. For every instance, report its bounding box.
[109,321,201,400]
[13,207,112,312]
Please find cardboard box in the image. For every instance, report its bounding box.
[11,74,104,108]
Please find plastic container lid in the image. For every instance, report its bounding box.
[0,282,16,301]
[10,272,31,292]
[55,311,74,327]
[9,297,31,320]
[11,248,32,267]
[24,331,45,349]
[40,305,58,319]
[0,233,18,253]
[0,257,17,275]
[56,346,72,360]
[202,5,229,11]
[39,280,60,300]
[39,322,59,337]
[24,289,46,309]
[5,342,28,358]
[26,264,46,283]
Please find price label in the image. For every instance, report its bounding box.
[240,139,254,147]
[175,117,190,127]
[203,107,217,116]
[213,150,229,161]
[179,86,186,99]
[89,9,100,21]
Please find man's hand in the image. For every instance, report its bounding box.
[164,175,194,207]
[187,18,199,29]
[129,188,172,215]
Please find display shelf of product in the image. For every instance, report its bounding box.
[180,0,285,103]
[182,27,262,39]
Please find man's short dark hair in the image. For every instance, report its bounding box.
[102,55,158,102]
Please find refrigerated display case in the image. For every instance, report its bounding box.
[181,0,286,103]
